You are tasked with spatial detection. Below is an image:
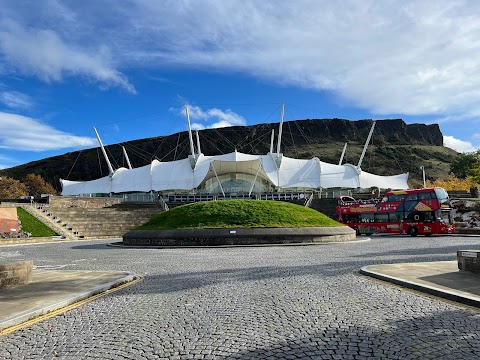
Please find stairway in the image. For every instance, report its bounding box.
[22,203,163,239]
[20,204,79,239]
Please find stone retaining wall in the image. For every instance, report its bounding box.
[0,261,33,289]
[456,228,480,235]
[123,226,356,246]
[48,196,122,209]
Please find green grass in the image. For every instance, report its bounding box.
[137,200,344,230]
[16,207,58,237]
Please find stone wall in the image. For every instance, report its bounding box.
[48,195,122,209]
[0,261,33,289]
[122,226,356,246]
[0,207,20,235]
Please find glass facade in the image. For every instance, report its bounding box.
[201,173,274,194]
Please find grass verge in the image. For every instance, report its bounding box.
[16,207,58,237]
[137,200,343,230]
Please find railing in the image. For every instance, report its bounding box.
[316,189,352,199]
[121,193,158,202]
[159,196,169,211]
[19,204,75,239]
[167,192,308,203]
[448,190,471,199]
[304,193,314,207]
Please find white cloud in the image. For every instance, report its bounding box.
[3,1,480,119]
[117,0,480,117]
[0,19,136,93]
[177,105,247,129]
[0,91,33,109]
[0,112,97,151]
[190,123,205,131]
[208,120,245,129]
[443,135,477,153]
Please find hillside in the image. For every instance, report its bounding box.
[0,118,458,191]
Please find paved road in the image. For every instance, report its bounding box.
[1,235,479,359]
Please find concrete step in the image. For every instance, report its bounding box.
[39,204,165,239]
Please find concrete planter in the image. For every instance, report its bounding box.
[122,226,356,246]
[0,261,33,289]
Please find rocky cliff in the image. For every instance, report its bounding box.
[0,118,455,190]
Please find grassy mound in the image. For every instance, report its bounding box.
[17,207,58,237]
[137,200,343,230]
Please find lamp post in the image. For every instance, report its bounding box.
[420,166,426,188]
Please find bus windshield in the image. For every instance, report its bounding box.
[434,188,449,204]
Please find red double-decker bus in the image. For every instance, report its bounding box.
[336,187,454,236]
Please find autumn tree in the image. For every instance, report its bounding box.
[426,175,479,191]
[21,174,57,198]
[0,176,28,199]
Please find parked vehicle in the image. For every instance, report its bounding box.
[336,187,454,236]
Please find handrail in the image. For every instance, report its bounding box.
[304,193,314,207]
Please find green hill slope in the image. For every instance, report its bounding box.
[137,200,343,229]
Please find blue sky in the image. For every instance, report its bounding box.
[0,0,479,170]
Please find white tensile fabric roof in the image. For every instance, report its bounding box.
[60,151,409,195]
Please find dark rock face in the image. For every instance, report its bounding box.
[0,118,449,188]
[285,119,442,146]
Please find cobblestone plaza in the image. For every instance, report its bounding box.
[1,236,479,359]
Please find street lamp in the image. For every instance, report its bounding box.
[420,166,426,188]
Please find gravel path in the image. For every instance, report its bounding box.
[1,235,479,359]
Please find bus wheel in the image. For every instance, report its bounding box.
[408,226,418,237]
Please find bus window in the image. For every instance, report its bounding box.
[359,213,374,223]
[423,211,435,222]
[405,193,418,201]
[403,201,417,212]
[405,211,435,222]
[418,192,433,200]
[405,212,420,222]
[344,216,360,223]
[375,213,389,222]
[388,194,405,202]
[389,212,402,222]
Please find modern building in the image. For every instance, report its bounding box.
[60,106,409,197]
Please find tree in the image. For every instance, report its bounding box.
[21,174,57,198]
[469,157,480,183]
[426,175,478,191]
[0,176,28,199]
[450,151,479,179]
